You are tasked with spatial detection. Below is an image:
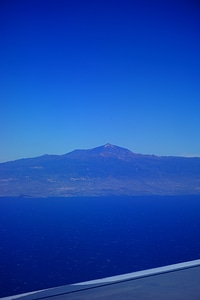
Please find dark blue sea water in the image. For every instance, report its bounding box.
[0,195,200,297]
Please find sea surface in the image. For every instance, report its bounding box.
[0,195,200,297]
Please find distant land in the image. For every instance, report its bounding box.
[0,143,200,197]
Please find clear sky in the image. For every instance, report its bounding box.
[1,0,200,162]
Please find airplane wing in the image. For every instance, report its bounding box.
[1,259,200,300]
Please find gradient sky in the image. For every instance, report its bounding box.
[1,0,200,162]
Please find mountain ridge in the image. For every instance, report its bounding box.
[0,144,200,197]
[64,143,143,160]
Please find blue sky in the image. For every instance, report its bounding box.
[1,0,200,162]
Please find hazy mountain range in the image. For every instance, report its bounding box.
[0,144,200,197]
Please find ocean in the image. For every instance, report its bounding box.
[0,195,200,297]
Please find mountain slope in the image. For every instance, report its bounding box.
[0,144,200,197]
